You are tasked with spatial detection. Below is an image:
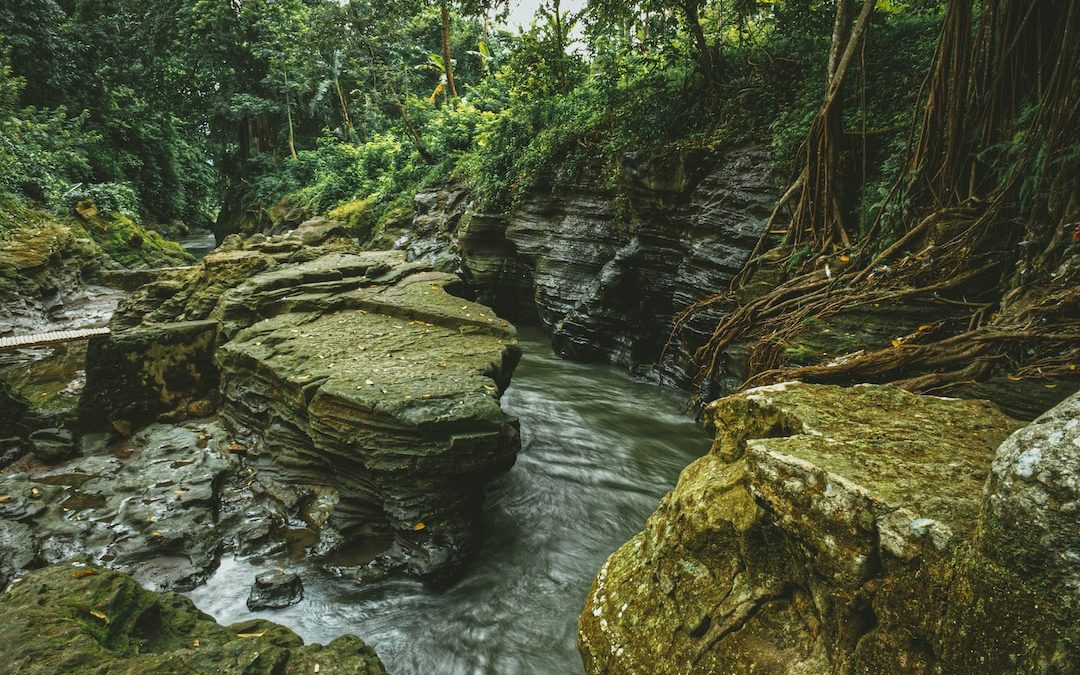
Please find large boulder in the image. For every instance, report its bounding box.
[0,563,387,674]
[81,218,521,583]
[578,383,1076,673]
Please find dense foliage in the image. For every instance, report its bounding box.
[1,0,946,237]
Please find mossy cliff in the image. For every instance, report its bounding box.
[579,383,1077,673]
[0,563,387,674]
[0,197,192,332]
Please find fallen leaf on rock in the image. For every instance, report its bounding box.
[237,630,267,639]
[193,639,201,648]
[413,522,426,531]
[0,496,11,504]
[89,609,110,624]
[1007,374,1022,381]
[71,569,97,579]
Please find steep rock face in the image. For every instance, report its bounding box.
[398,147,779,384]
[82,219,521,582]
[579,383,1074,673]
[0,564,387,674]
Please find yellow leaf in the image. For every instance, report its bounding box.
[1045,384,1057,389]
[918,324,933,331]
[413,522,426,531]
[839,255,851,263]
[237,631,267,639]
[193,639,201,648]
[71,569,97,579]
[0,496,11,504]
[1069,364,1077,371]
[890,338,902,348]
[89,609,110,624]
[1007,375,1022,382]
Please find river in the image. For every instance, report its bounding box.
[188,328,707,674]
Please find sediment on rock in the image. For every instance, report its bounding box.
[579,383,1075,674]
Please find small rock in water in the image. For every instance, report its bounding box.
[29,428,76,464]
[247,570,304,610]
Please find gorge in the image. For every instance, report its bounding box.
[1,0,1078,673]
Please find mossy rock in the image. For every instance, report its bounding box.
[576,382,1069,674]
[328,197,377,242]
[75,200,194,269]
[0,564,387,674]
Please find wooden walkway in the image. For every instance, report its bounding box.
[0,327,111,351]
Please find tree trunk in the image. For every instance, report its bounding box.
[283,69,297,159]
[440,0,458,100]
[681,0,714,83]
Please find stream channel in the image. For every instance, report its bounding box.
[189,328,707,674]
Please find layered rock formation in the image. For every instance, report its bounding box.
[395,146,779,386]
[0,563,387,674]
[80,218,521,582]
[579,383,1077,673]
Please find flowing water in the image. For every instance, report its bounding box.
[189,328,707,674]
[178,230,218,259]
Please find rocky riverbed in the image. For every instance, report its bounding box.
[1,190,1077,674]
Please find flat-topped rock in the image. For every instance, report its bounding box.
[577,382,1073,674]
[81,218,521,582]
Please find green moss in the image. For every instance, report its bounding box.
[89,210,194,269]
[328,196,377,242]
[0,565,389,673]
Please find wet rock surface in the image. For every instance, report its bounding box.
[395,146,779,386]
[81,217,521,583]
[0,563,387,674]
[247,570,304,610]
[578,383,1073,674]
[0,421,238,591]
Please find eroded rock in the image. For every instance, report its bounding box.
[394,147,778,385]
[82,217,521,583]
[576,383,1071,674]
[0,563,387,674]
